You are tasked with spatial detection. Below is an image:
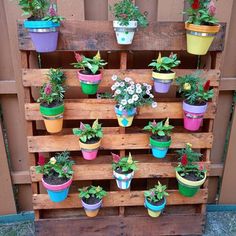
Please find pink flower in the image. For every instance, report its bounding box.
[38,154,45,166]
[199,163,204,171]
[48,4,57,17]
[150,191,155,197]
[44,84,52,95]
[111,153,121,163]
[151,120,157,126]
[120,13,128,19]
[74,52,83,63]
[80,122,86,130]
[208,0,216,16]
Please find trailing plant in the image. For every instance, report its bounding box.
[149,53,181,72]
[72,51,107,75]
[73,119,103,143]
[144,181,169,203]
[143,118,174,137]
[110,0,148,27]
[176,72,214,105]
[112,152,138,172]
[37,68,66,105]
[184,0,219,25]
[175,143,206,179]
[111,75,157,110]
[78,185,107,200]
[36,151,74,179]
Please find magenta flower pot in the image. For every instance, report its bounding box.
[183,101,208,131]
[81,149,99,160]
[154,80,172,93]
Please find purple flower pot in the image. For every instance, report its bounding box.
[81,199,103,217]
[154,80,172,93]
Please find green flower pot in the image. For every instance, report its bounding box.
[80,81,99,95]
[149,137,171,159]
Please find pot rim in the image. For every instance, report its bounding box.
[79,139,101,150]
[113,20,138,28]
[185,22,220,34]
[152,71,176,80]
[150,136,172,147]
[42,177,72,191]
[145,197,166,211]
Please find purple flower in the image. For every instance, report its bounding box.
[48,4,57,17]
[44,84,52,95]
[62,167,68,173]
[150,191,155,197]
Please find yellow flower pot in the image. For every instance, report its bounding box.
[147,209,161,218]
[185,23,220,55]
[116,115,134,127]
[84,209,99,218]
[79,139,101,150]
[152,71,176,80]
[43,113,63,134]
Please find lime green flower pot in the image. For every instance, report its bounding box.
[80,81,99,95]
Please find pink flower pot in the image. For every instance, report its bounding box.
[81,149,98,160]
[77,71,102,83]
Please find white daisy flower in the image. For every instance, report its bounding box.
[149,94,154,98]
[115,89,121,94]
[146,90,151,95]
[111,75,118,81]
[136,88,142,94]
[136,83,141,88]
[111,85,116,91]
[132,94,139,101]
[121,99,127,105]
[143,83,148,86]
[124,77,132,82]
[115,82,120,87]
[151,102,157,108]
[128,99,134,104]
[130,81,135,85]
[147,85,152,90]
[128,90,134,95]
[120,82,125,87]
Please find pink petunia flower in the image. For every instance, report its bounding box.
[44,83,52,95]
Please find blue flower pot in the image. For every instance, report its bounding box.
[144,198,166,217]
[47,187,70,203]
[151,147,169,159]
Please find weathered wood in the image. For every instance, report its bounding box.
[25,100,217,120]
[17,21,226,51]
[32,189,208,210]
[27,132,213,152]
[0,81,17,94]
[11,170,31,184]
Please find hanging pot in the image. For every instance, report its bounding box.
[149,136,171,158]
[114,105,137,127]
[113,21,138,45]
[185,23,220,55]
[24,20,60,53]
[81,198,103,217]
[144,197,166,218]
[79,139,101,160]
[113,170,134,190]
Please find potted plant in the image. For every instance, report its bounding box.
[17,1,65,52]
[72,51,107,95]
[112,75,157,127]
[148,53,181,93]
[176,73,213,131]
[175,143,206,197]
[144,182,169,217]
[110,0,148,45]
[78,185,107,217]
[184,0,220,55]
[73,119,103,161]
[37,68,66,133]
[112,152,138,189]
[143,118,174,158]
[36,151,74,202]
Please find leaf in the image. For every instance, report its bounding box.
[92,119,99,129]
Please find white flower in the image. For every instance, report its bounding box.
[128,99,134,104]
[115,89,121,94]
[130,81,135,85]
[136,88,142,94]
[111,85,116,91]
[149,94,154,98]
[151,102,157,108]
[112,75,118,81]
[125,77,132,82]
[115,82,120,87]
[118,105,124,111]
[121,99,127,105]
[146,90,151,95]
[143,83,148,86]
[136,83,141,89]
[128,89,134,95]
[147,85,152,90]
[120,82,125,87]
[132,94,139,101]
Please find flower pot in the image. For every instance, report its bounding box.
[81,198,102,217]
[79,139,101,160]
[185,23,220,55]
[77,71,102,95]
[149,137,171,158]
[113,170,134,190]
[114,106,137,127]
[113,21,138,45]
[152,71,176,93]
[176,171,206,197]
[24,20,60,53]
[40,103,64,133]
[42,177,72,202]
[183,101,208,131]
[144,198,166,218]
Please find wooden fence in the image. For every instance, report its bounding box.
[0,0,236,215]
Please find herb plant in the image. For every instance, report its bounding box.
[73,119,103,143]
[184,0,218,25]
[36,151,74,179]
[37,68,66,105]
[143,118,174,137]
[111,75,157,111]
[78,185,107,200]
[110,0,148,27]
[112,152,138,172]
[72,51,107,75]
[149,53,181,72]
[176,72,214,105]
[144,182,169,203]
[175,143,206,179]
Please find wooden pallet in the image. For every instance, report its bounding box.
[18,21,225,235]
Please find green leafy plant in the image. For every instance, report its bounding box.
[73,119,103,143]
[72,51,107,75]
[78,185,107,200]
[175,143,206,179]
[176,72,214,105]
[144,182,169,203]
[111,75,157,111]
[110,0,148,27]
[184,0,218,25]
[149,53,181,72]
[37,68,66,105]
[97,92,113,99]
[143,118,174,137]
[112,152,138,172]
[36,151,74,179]
[42,4,65,23]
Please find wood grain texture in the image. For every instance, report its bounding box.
[17,21,226,51]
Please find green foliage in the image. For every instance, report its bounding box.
[184,0,219,25]
[97,92,113,99]
[143,118,174,137]
[36,151,74,179]
[110,0,148,27]
[73,119,103,143]
[149,53,180,72]
[78,185,107,200]
[176,72,214,105]
[144,181,169,203]
[42,15,65,23]
[72,51,107,75]
[112,153,138,172]
[37,68,66,105]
